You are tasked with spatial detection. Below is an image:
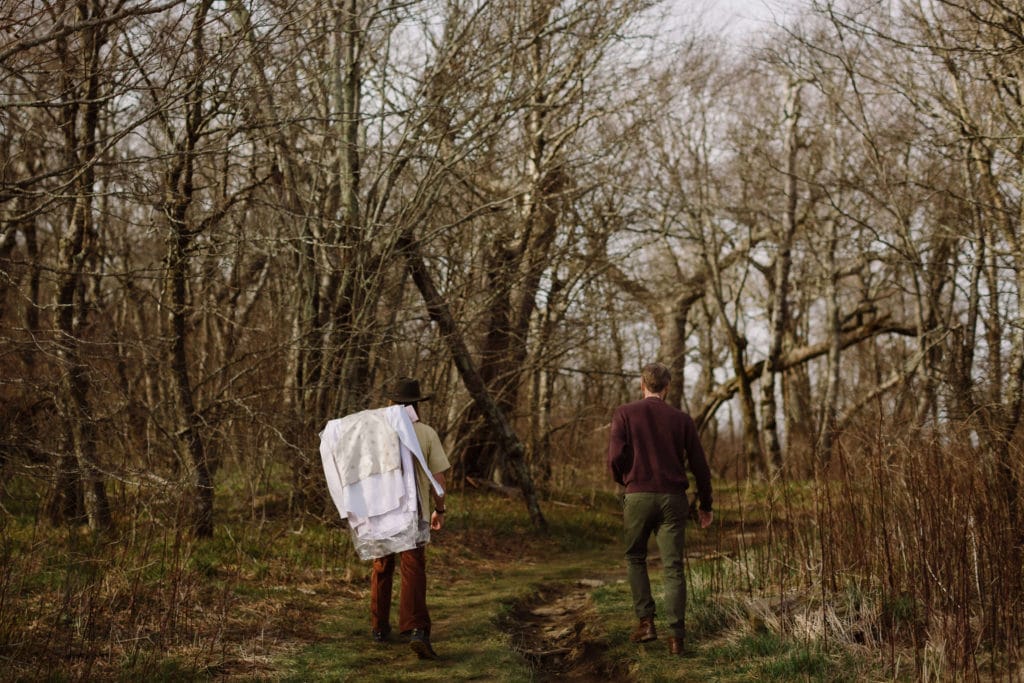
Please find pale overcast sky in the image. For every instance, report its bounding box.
[690,0,801,38]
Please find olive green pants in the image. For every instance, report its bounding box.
[622,492,688,638]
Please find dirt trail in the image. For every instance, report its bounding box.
[501,579,629,681]
[497,516,770,680]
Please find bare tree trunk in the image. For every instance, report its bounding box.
[452,0,643,484]
[702,227,767,475]
[455,96,564,484]
[692,305,719,453]
[816,217,841,466]
[314,0,375,423]
[759,81,802,474]
[528,362,556,485]
[399,228,547,531]
[49,5,111,531]
[0,225,16,321]
[732,335,764,474]
[22,216,41,369]
[948,148,984,422]
[527,283,560,485]
[455,244,519,482]
[163,0,215,537]
[167,227,214,537]
[230,0,319,505]
[662,292,704,410]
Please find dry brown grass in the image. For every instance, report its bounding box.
[699,417,1024,680]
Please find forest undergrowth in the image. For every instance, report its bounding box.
[1,425,1021,681]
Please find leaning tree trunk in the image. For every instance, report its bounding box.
[399,228,547,531]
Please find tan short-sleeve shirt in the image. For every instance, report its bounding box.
[413,421,450,522]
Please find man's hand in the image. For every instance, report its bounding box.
[430,511,444,531]
[698,510,713,529]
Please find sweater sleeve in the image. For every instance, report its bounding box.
[606,407,631,486]
[683,415,713,512]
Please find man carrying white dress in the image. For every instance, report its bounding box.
[369,377,450,659]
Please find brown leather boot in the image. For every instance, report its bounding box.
[629,616,657,643]
[667,636,683,656]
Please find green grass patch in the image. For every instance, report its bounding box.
[0,480,921,681]
[758,645,832,680]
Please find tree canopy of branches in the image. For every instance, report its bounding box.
[1,0,1022,553]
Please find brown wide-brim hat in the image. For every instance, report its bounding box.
[387,377,433,403]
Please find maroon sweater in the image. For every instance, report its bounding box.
[607,396,713,512]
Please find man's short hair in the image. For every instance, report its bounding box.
[641,362,671,394]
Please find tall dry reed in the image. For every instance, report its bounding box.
[746,418,1024,679]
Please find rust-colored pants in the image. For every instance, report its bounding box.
[370,546,430,633]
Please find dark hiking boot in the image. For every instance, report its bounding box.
[630,617,657,643]
[409,628,438,659]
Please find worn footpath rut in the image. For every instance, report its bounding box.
[500,578,629,681]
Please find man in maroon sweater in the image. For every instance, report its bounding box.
[607,362,713,656]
